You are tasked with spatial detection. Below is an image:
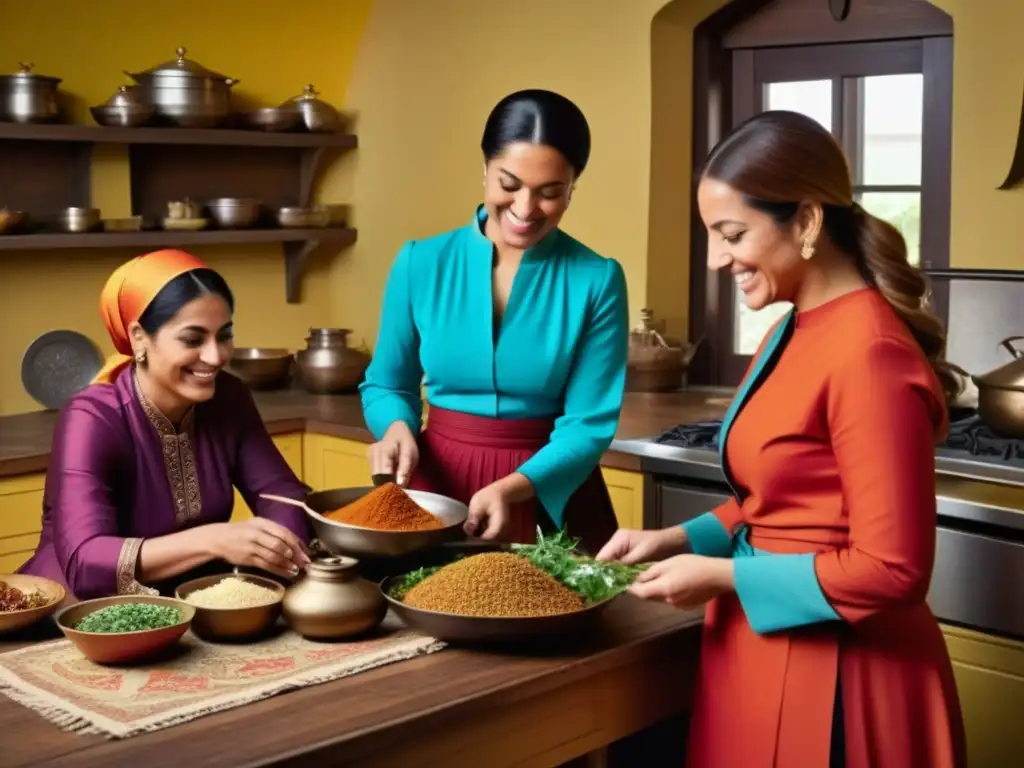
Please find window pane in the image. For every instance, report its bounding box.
[764,80,832,131]
[734,301,793,356]
[859,74,923,185]
[857,191,922,266]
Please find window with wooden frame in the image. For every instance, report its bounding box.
[688,0,954,386]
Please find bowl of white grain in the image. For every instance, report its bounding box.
[175,573,285,642]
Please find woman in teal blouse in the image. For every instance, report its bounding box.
[360,89,629,551]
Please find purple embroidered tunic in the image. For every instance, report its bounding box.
[19,367,309,599]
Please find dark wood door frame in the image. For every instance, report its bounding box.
[687,0,954,386]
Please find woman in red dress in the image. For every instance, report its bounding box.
[599,111,966,767]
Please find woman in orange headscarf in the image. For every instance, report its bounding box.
[19,250,310,599]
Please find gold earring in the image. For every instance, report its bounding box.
[135,349,147,364]
[801,240,816,260]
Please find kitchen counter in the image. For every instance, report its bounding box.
[0,598,703,768]
[0,389,732,479]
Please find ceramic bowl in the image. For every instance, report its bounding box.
[175,573,284,642]
[0,574,66,634]
[56,595,194,664]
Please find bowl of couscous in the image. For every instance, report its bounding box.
[175,573,285,642]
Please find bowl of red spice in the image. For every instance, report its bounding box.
[0,575,66,634]
[304,483,468,559]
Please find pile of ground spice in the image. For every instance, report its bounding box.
[402,553,585,618]
[324,483,443,532]
[0,580,49,612]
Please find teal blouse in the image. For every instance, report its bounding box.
[359,206,629,524]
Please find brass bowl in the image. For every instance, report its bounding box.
[56,595,194,664]
[0,210,28,234]
[0,574,66,634]
[277,206,330,229]
[380,542,618,645]
[206,197,262,229]
[236,106,302,132]
[56,207,101,234]
[228,347,293,391]
[175,573,284,643]
[304,487,468,559]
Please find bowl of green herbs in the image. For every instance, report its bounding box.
[56,596,195,664]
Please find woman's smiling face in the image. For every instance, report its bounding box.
[483,141,574,250]
[697,177,808,310]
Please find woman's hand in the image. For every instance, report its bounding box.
[368,421,419,486]
[208,518,310,579]
[596,526,688,565]
[464,482,512,540]
[628,555,734,608]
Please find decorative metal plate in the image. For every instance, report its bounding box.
[20,330,104,410]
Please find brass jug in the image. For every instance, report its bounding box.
[282,556,386,640]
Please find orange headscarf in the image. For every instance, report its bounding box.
[92,249,210,384]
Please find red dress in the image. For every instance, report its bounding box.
[407,406,618,554]
[686,289,966,767]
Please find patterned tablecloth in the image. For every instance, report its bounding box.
[0,628,444,739]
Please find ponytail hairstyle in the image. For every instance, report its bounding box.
[701,110,961,402]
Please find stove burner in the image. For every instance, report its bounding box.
[655,420,722,450]
[943,414,1024,462]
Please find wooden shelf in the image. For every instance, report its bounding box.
[0,227,357,303]
[0,122,359,304]
[0,227,356,251]
[0,122,358,149]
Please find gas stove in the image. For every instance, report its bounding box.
[650,412,1024,487]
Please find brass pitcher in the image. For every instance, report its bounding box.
[282,556,386,640]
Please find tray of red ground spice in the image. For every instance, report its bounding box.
[303,483,469,559]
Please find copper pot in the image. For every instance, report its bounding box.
[626,309,703,392]
[282,556,386,640]
[971,336,1024,438]
[294,328,370,394]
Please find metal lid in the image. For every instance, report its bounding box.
[135,47,232,81]
[101,84,147,108]
[306,556,360,580]
[289,84,327,104]
[1,62,61,84]
[974,336,1024,393]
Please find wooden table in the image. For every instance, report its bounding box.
[0,598,703,767]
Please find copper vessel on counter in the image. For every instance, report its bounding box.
[972,336,1024,438]
[294,328,370,394]
[282,556,386,640]
[626,309,703,392]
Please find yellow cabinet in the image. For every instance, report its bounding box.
[942,624,1024,767]
[0,473,45,573]
[230,433,305,523]
[302,433,372,491]
[601,467,644,530]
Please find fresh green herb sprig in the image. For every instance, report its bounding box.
[74,603,181,633]
[388,565,444,601]
[512,528,647,605]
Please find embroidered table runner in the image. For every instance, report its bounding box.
[0,628,444,739]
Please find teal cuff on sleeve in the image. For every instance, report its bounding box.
[681,512,735,558]
[734,553,841,635]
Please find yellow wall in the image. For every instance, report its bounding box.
[0,0,372,415]
[335,0,1024,357]
[1,0,1020,414]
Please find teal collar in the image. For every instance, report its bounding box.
[468,204,560,262]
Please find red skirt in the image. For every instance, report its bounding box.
[407,406,618,554]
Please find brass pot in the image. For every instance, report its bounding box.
[294,328,371,394]
[125,47,238,128]
[282,556,387,640]
[0,62,61,124]
[971,336,1024,438]
[626,309,703,392]
[280,84,342,132]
